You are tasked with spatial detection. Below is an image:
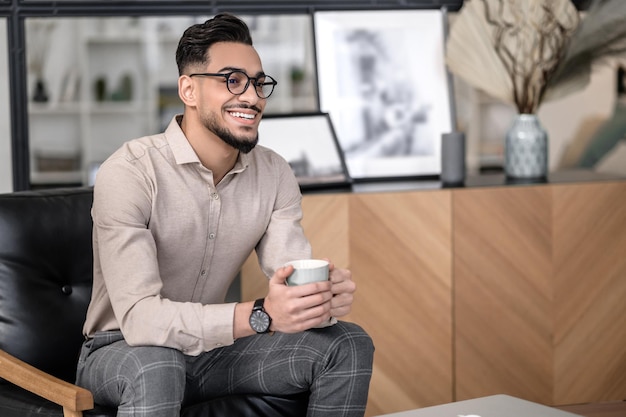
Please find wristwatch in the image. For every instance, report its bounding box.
[249,298,272,334]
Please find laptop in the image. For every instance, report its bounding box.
[378,395,582,417]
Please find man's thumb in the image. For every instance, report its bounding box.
[270,265,292,286]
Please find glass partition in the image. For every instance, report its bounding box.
[0,18,12,192]
[26,15,316,187]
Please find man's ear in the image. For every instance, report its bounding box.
[178,75,196,106]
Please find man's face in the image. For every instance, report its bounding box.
[193,42,267,153]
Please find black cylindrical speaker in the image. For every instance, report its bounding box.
[441,132,466,185]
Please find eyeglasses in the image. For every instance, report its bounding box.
[189,70,278,99]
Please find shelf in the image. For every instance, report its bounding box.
[29,101,151,115]
[30,170,84,185]
[85,35,142,45]
[29,102,82,115]
[89,101,151,114]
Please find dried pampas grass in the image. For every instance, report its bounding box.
[545,0,626,101]
[446,0,626,114]
[445,0,514,104]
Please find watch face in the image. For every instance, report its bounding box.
[250,310,270,333]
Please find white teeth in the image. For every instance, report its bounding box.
[230,111,254,120]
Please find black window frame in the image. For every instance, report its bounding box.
[3,0,465,190]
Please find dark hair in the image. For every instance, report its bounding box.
[175,13,253,75]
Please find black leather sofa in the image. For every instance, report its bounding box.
[0,187,308,416]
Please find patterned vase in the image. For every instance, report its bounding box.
[505,114,548,179]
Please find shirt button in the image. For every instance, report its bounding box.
[209,233,215,239]
[212,193,219,200]
[200,270,206,276]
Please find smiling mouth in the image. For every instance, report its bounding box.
[228,111,255,120]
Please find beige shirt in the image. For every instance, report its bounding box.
[83,116,311,355]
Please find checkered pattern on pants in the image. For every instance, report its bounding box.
[76,321,374,417]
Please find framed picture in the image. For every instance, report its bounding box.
[257,112,351,191]
[314,9,453,181]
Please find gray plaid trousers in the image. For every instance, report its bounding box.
[76,321,374,417]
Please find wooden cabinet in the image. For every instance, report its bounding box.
[454,185,555,404]
[241,179,626,416]
[454,181,626,406]
[348,191,453,414]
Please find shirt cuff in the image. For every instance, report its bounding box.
[197,302,237,354]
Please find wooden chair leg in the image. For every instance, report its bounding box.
[64,408,83,417]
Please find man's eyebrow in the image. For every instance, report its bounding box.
[217,66,266,77]
[217,66,242,73]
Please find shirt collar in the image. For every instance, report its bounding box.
[165,114,251,173]
[166,115,200,165]
[234,150,250,173]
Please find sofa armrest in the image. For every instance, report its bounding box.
[0,349,93,417]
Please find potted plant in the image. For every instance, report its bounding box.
[446,0,626,179]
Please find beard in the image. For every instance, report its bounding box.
[200,109,259,154]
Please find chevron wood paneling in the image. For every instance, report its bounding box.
[454,181,626,406]
[453,186,554,404]
[345,191,453,416]
[242,190,453,416]
[301,193,351,268]
[240,179,626,415]
[552,182,626,405]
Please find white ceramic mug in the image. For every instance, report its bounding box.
[285,259,329,286]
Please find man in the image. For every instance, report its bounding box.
[76,13,374,417]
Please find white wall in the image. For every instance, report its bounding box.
[539,62,617,170]
[0,19,12,193]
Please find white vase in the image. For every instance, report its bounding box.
[505,114,548,179]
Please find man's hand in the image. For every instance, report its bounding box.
[327,261,356,318]
[264,260,357,333]
[264,265,333,333]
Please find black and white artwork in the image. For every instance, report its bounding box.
[257,112,351,190]
[314,9,453,180]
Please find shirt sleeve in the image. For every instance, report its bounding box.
[255,153,312,277]
[254,153,338,328]
[92,157,235,355]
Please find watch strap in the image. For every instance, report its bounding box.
[253,298,265,311]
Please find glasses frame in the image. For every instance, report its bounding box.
[189,70,278,99]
